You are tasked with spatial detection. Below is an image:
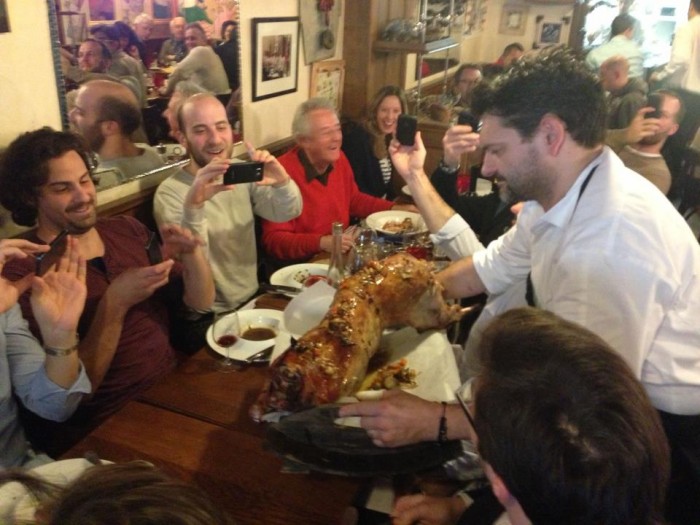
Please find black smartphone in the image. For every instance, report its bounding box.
[223,161,264,185]
[457,110,480,131]
[145,231,163,265]
[35,230,69,276]
[395,114,418,146]
[645,93,662,119]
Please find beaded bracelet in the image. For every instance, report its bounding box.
[437,401,448,443]
[44,339,79,357]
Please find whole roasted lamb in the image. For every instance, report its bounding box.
[250,252,465,421]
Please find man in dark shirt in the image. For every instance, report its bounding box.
[215,21,240,91]
[158,16,187,64]
[0,128,214,455]
[431,125,515,247]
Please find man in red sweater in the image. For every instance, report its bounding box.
[262,98,416,263]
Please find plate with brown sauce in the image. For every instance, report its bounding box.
[206,309,291,362]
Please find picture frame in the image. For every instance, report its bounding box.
[499,4,528,36]
[0,0,9,33]
[252,17,300,102]
[300,0,341,64]
[88,0,116,21]
[59,12,88,46]
[538,22,562,46]
[309,59,345,111]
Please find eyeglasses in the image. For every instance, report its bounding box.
[455,377,477,442]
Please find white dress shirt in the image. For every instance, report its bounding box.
[471,147,700,415]
[656,15,700,94]
[585,35,645,79]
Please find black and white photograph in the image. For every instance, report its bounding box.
[252,17,299,101]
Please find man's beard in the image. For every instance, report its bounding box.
[63,202,97,234]
[496,146,550,204]
[185,139,230,168]
[86,122,106,152]
[639,130,667,146]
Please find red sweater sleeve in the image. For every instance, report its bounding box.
[262,149,393,262]
[348,181,394,218]
[262,220,324,261]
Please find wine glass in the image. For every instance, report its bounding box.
[213,311,241,372]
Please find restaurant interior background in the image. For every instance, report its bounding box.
[0,0,691,238]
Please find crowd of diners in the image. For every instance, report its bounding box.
[0,2,699,524]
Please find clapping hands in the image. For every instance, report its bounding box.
[30,236,87,347]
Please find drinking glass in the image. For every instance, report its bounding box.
[346,227,378,274]
[213,311,241,372]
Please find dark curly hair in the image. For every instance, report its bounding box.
[0,128,93,227]
[471,47,607,148]
[0,461,236,525]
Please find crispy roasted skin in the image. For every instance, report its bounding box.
[251,252,464,420]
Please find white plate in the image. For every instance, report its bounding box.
[270,263,329,294]
[206,309,292,362]
[0,458,112,522]
[366,210,427,236]
[281,281,336,342]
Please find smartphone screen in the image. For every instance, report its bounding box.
[223,161,264,185]
[35,230,69,276]
[145,231,163,265]
[396,114,418,146]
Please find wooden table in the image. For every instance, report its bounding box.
[64,295,365,525]
[67,401,361,525]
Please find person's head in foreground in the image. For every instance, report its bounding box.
[0,461,235,525]
[472,307,670,525]
[471,47,607,205]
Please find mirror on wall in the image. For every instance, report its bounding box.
[49,0,242,191]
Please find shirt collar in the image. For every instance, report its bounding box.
[298,149,333,185]
[533,148,605,230]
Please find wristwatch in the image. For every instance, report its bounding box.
[438,158,460,175]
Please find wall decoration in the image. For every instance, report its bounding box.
[252,17,300,102]
[153,0,173,19]
[0,0,10,33]
[88,0,115,20]
[499,4,528,36]
[464,0,488,37]
[310,59,345,111]
[299,0,341,64]
[59,12,87,45]
[538,22,562,46]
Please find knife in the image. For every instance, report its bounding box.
[261,283,301,295]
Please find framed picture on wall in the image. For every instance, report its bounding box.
[310,59,345,111]
[538,22,562,46]
[499,4,528,36]
[0,0,9,33]
[252,17,300,102]
[59,12,88,45]
[88,0,115,21]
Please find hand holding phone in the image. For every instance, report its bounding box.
[145,231,163,265]
[35,230,69,277]
[645,93,662,119]
[457,110,480,131]
[396,114,418,146]
[223,161,264,185]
